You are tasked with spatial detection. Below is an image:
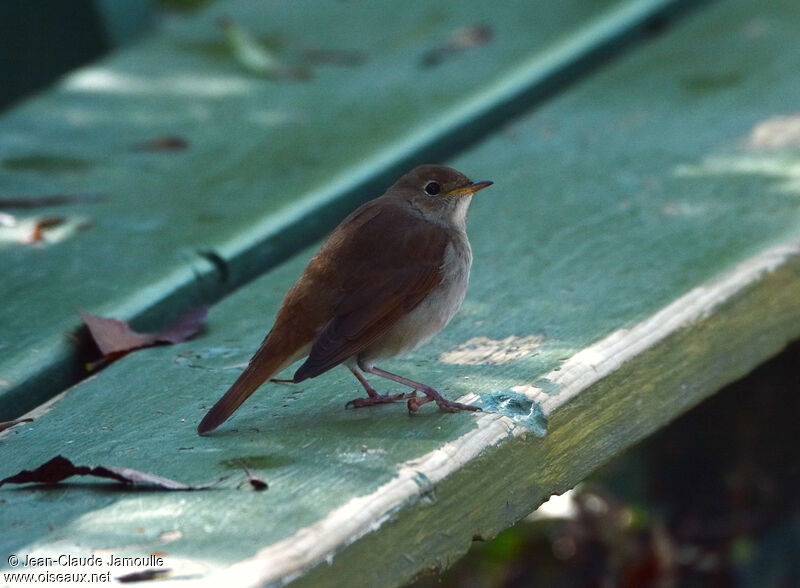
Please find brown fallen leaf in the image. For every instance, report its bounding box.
[79,306,209,368]
[79,313,159,356]
[22,216,66,244]
[0,418,33,433]
[1,214,92,246]
[0,455,217,490]
[240,461,268,491]
[155,306,210,345]
[133,136,189,152]
[421,24,493,67]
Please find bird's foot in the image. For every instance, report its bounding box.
[435,398,482,413]
[408,389,481,413]
[345,390,417,409]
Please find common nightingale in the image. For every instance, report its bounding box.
[198,165,492,435]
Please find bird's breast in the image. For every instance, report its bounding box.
[359,231,472,364]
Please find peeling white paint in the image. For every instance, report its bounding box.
[439,335,544,365]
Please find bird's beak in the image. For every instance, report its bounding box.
[444,180,493,198]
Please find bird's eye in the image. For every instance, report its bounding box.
[424,181,441,195]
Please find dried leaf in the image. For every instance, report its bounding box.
[0,418,33,433]
[79,306,209,360]
[240,461,268,491]
[218,16,310,80]
[0,455,216,491]
[22,217,66,244]
[133,136,189,152]
[79,312,157,356]
[90,466,209,490]
[249,477,268,491]
[1,214,92,246]
[236,478,268,490]
[421,24,493,67]
[0,455,88,485]
[155,306,209,345]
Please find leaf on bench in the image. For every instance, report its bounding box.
[0,418,33,433]
[79,306,209,367]
[0,455,217,491]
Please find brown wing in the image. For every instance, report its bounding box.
[292,201,448,381]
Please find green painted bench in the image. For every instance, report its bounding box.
[3,0,800,585]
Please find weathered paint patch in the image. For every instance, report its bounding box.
[337,447,388,465]
[531,378,562,397]
[676,154,800,195]
[747,114,800,150]
[676,115,800,195]
[217,455,295,470]
[438,335,544,365]
[173,347,245,371]
[474,390,547,436]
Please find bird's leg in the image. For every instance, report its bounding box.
[344,366,417,409]
[359,363,480,414]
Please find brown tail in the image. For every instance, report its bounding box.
[197,335,299,435]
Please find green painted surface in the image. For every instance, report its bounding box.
[0,0,690,418]
[3,0,800,584]
[301,255,800,587]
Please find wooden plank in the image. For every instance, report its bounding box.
[5,0,800,585]
[0,0,698,419]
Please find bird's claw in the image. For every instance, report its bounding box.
[345,390,416,409]
[407,396,480,413]
[436,399,481,413]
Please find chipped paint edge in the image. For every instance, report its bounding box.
[209,244,799,587]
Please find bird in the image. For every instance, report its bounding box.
[197,165,492,435]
